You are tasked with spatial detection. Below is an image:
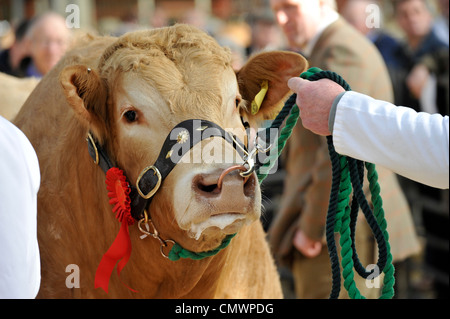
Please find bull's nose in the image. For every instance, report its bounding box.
[192,167,257,205]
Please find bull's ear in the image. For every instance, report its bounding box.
[59,65,108,137]
[237,51,308,125]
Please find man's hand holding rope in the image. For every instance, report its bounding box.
[287,77,345,136]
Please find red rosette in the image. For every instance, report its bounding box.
[95,167,137,294]
[105,167,134,225]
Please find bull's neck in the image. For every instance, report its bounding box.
[125,225,230,298]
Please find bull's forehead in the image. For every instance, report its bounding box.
[100,25,237,122]
[115,63,239,127]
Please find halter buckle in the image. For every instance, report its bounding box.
[136,165,162,199]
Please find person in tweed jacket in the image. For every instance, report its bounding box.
[269,0,420,298]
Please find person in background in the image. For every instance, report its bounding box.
[432,0,449,46]
[246,10,285,57]
[341,0,403,69]
[0,19,33,77]
[407,48,449,116]
[25,12,71,78]
[215,22,251,70]
[391,0,448,111]
[268,0,420,299]
[113,9,141,36]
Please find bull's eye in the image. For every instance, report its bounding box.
[235,98,241,108]
[124,110,137,123]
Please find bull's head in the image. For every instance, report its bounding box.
[59,25,307,255]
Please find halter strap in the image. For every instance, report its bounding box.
[87,119,248,220]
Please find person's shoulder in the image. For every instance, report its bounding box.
[319,22,381,65]
[320,18,380,58]
[325,18,368,44]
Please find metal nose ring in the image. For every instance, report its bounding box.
[217,165,250,190]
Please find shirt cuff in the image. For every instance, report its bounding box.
[328,92,346,134]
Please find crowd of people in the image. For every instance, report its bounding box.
[0,0,448,299]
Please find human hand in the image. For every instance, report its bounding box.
[287,77,345,136]
[292,228,322,258]
[407,64,430,99]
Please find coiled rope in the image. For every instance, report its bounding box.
[257,67,395,299]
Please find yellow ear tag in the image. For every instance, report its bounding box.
[251,80,269,115]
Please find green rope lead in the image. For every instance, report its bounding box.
[168,234,236,261]
[366,162,395,299]
[300,67,395,299]
[257,104,300,183]
[256,67,395,299]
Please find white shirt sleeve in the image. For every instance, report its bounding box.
[0,116,41,298]
[332,91,449,189]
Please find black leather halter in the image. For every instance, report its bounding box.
[87,119,248,220]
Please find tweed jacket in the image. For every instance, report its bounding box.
[269,17,420,265]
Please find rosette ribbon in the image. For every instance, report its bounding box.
[94,167,137,293]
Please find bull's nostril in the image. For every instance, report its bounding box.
[193,175,221,195]
[193,168,256,199]
[199,183,219,193]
